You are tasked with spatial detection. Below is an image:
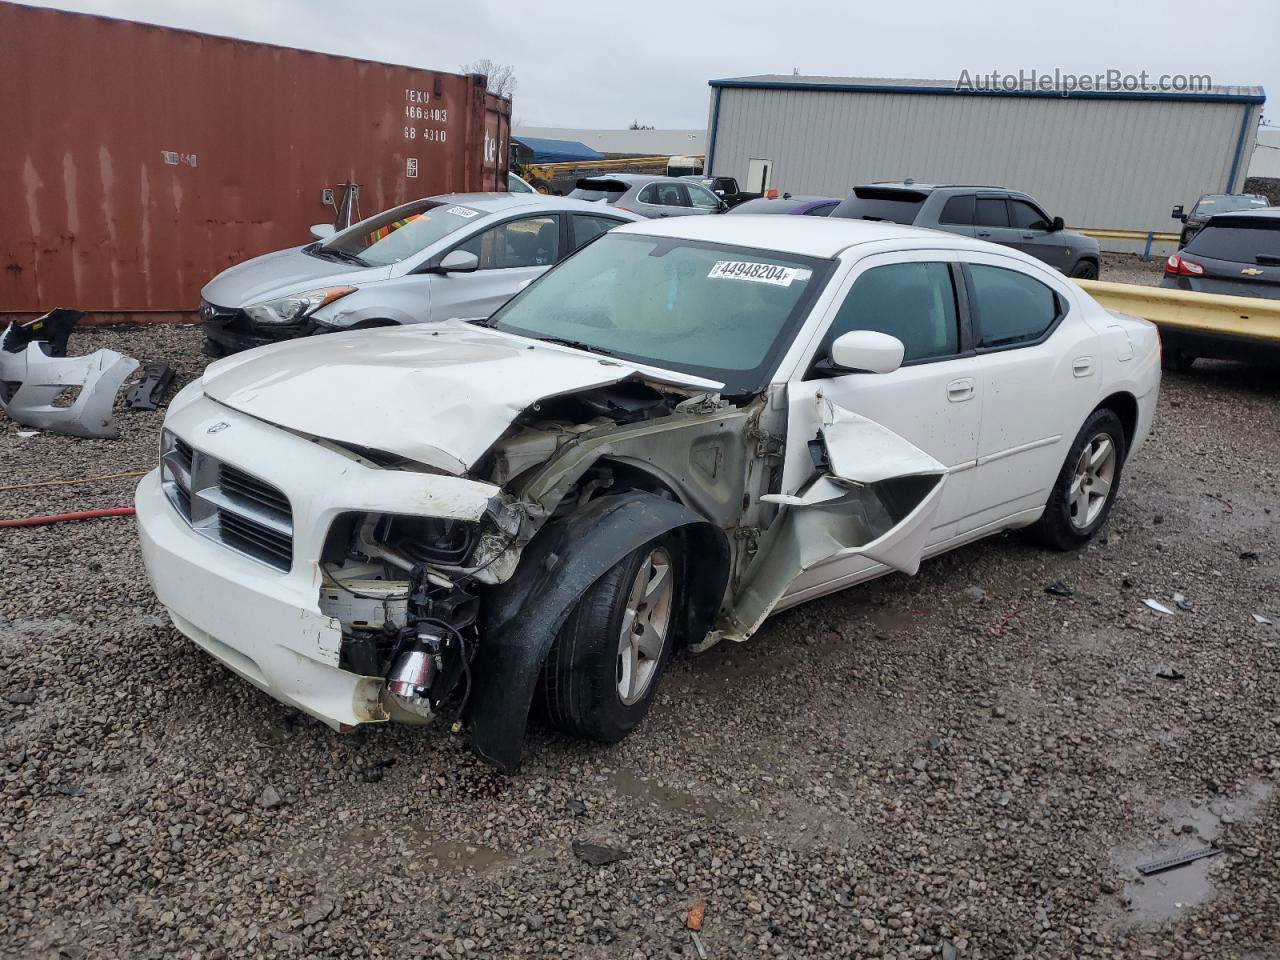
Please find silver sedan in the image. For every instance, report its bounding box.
[199,194,640,356]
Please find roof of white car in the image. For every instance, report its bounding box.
[616,214,953,258]
[431,193,637,216]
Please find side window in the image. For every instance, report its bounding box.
[455,216,560,269]
[686,184,721,210]
[974,198,1010,228]
[1009,199,1050,231]
[967,264,1060,348]
[939,195,975,225]
[824,262,959,364]
[805,202,837,217]
[638,184,660,205]
[570,214,624,251]
[644,182,684,206]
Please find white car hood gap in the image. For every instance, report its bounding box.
[200,321,719,474]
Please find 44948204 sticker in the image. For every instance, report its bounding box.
[707,261,810,286]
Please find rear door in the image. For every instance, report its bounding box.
[430,213,562,320]
[959,254,1101,533]
[972,194,1020,249]
[568,213,630,253]
[637,182,689,218]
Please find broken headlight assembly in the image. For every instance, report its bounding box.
[243,286,356,325]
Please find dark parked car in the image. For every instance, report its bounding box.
[830,183,1100,278]
[1160,208,1280,369]
[568,175,727,218]
[682,176,761,208]
[1171,193,1269,247]
[728,194,841,217]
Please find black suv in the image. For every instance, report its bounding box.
[830,183,1100,278]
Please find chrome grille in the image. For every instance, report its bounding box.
[160,430,294,572]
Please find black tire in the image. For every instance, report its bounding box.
[1161,347,1196,372]
[540,536,680,743]
[201,337,227,359]
[1070,260,1100,280]
[1031,408,1127,550]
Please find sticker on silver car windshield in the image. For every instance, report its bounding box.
[446,206,479,218]
[708,261,809,286]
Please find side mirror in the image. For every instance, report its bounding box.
[718,200,730,213]
[1170,205,1184,220]
[830,330,904,374]
[310,223,336,241]
[435,250,479,274]
[1180,214,1189,223]
[1050,215,1065,232]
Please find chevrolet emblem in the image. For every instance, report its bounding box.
[1242,268,1263,276]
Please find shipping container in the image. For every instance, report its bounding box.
[0,3,511,321]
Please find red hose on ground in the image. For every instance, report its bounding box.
[0,507,137,528]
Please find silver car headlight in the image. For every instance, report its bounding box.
[243,286,356,325]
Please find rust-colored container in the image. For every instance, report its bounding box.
[0,4,510,321]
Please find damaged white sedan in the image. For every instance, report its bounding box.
[135,216,1160,770]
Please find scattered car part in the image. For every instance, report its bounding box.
[125,362,176,410]
[0,310,139,438]
[1144,599,1175,615]
[1253,613,1273,625]
[0,507,136,528]
[1045,581,1074,597]
[1135,846,1221,876]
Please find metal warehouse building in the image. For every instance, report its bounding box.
[705,76,1264,253]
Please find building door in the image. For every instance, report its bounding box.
[746,158,773,194]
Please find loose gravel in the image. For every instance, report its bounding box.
[2,325,1278,959]
[1101,253,1165,288]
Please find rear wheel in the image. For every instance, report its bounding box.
[1031,408,1126,550]
[1070,260,1099,280]
[541,538,679,743]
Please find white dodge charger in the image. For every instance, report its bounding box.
[136,216,1160,771]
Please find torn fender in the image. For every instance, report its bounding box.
[0,336,139,438]
[469,492,729,773]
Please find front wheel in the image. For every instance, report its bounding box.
[1070,260,1099,280]
[540,538,679,743]
[1031,409,1126,550]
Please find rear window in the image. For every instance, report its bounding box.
[569,179,628,203]
[1183,221,1280,262]
[830,187,929,224]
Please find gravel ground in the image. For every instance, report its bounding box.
[1100,253,1165,288]
[2,325,1278,960]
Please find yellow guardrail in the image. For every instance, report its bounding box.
[1074,227,1181,244]
[1075,279,1280,343]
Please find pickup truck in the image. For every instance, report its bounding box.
[684,176,761,208]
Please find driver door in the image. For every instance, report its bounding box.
[731,252,984,628]
[428,214,563,321]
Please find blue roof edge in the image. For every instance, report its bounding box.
[707,78,1266,105]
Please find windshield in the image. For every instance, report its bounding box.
[489,233,832,393]
[319,200,480,267]
[1191,195,1269,217]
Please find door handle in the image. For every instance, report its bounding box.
[947,378,975,402]
[976,231,991,238]
[1021,232,1034,239]
[1072,357,1094,378]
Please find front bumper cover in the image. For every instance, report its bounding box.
[135,393,498,729]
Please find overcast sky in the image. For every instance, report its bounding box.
[25,0,1280,129]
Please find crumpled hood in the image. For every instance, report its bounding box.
[200,321,721,474]
[200,245,383,308]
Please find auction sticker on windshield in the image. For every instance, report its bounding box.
[708,261,808,286]
[447,206,479,218]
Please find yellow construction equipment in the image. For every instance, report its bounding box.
[519,155,704,194]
